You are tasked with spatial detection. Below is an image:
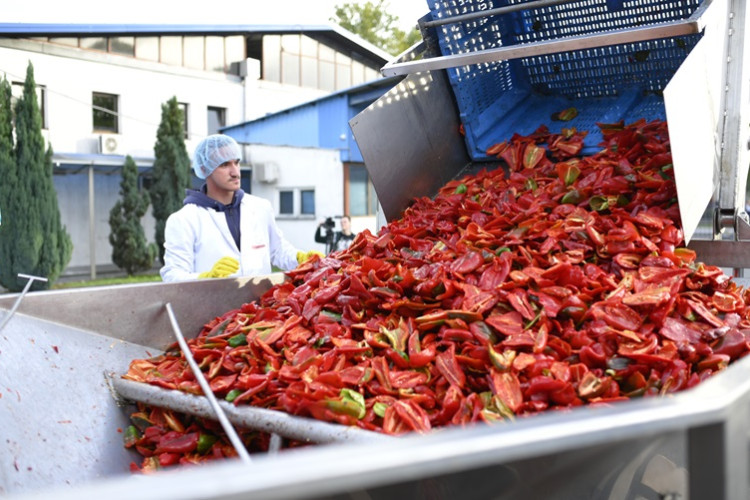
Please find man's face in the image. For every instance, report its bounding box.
[209,157,241,191]
[341,216,351,232]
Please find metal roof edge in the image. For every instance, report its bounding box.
[52,152,154,166]
[0,22,392,63]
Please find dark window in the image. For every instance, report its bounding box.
[301,189,315,215]
[207,106,225,135]
[247,35,262,62]
[110,37,135,56]
[178,102,189,139]
[279,190,294,215]
[240,169,251,193]
[80,37,107,51]
[139,174,153,192]
[92,92,118,132]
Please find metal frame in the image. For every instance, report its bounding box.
[382,1,713,77]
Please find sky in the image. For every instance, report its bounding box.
[3,0,430,33]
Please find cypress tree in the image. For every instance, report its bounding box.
[109,155,156,275]
[150,97,190,263]
[0,75,17,290]
[1,63,71,291]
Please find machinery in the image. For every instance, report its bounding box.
[3,1,750,499]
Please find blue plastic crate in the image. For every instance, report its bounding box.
[427,0,703,159]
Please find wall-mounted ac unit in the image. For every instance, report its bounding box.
[98,134,123,155]
[254,162,279,183]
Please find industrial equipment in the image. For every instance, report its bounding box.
[3,1,750,499]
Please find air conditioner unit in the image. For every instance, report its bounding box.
[98,134,123,155]
[254,162,279,183]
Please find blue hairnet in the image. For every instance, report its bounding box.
[192,134,242,179]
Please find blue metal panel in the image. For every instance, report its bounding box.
[230,106,320,148]
[346,103,369,163]
[317,96,350,152]
[428,0,703,160]
[222,79,396,163]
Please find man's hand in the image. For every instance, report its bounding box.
[296,250,324,264]
[198,257,239,278]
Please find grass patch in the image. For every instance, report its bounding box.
[52,274,162,289]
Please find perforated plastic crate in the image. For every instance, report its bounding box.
[428,0,704,159]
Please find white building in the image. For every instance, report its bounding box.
[0,23,392,278]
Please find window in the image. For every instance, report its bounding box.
[207,106,226,135]
[178,102,189,139]
[262,35,281,82]
[240,169,251,193]
[279,190,294,215]
[278,188,316,217]
[80,37,107,51]
[138,174,154,192]
[318,44,336,91]
[160,36,182,66]
[40,35,250,74]
[110,37,135,56]
[92,92,118,132]
[301,189,315,215]
[346,164,378,216]
[281,35,300,86]
[48,37,78,47]
[11,82,47,129]
[183,36,205,70]
[224,36,245,69]
[205,36,225,72]
[335,52,352,90]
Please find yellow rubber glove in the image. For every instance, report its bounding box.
[296,250,324,264]
[198,257,240,278]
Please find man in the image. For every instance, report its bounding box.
[314,215,356,254]
[160,134,319,282]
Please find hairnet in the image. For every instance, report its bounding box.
[192,134,242,179]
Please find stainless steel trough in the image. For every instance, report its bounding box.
[5,0,750,498]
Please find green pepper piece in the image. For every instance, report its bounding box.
[129,411,153,432]
[326,398,366,419]
[488,345,516,371]
[197,433,219,454]
[561,189,582,204]
[123,425,140,448]
[454,183,467,194]
[227,333,247,347]
[588,195,609,212]
[329,388,366,419]
[225,388,243,402]
[373,402,388,418]
[320,310,342,322]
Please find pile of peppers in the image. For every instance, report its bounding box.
[123,119,750,470]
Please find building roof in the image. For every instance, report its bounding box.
[0,22,392,66]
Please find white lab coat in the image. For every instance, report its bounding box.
[160,194,299,282]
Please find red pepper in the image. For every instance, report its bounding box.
[123,117,750,465]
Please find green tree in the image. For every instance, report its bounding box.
[332,0,420,55]
[0,75,17,290]
[0,63,71,292]
[150,96,190,263]
[109,155,156,275]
